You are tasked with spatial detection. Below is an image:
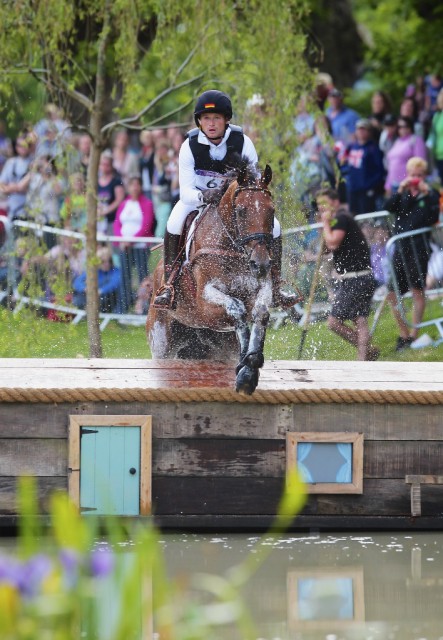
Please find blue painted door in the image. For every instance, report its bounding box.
[80,426,140,515]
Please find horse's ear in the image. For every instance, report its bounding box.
[262,164,272,186]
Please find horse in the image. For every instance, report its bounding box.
[146,160,275,395]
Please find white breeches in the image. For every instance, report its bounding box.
[166,199,281,238]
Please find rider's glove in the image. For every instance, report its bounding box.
[200,187,224,205]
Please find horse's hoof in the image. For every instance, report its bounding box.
[235,365,259,395]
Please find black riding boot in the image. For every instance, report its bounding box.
[271,236,301,309]
[153,231,182,308]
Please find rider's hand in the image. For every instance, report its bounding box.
[200,187,224,205]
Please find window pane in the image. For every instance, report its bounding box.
[297,442,352,483]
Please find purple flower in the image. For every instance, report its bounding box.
[89,545,114,578]
[0,554,21,588]
[17,554,52,597]
[59,548,81,589]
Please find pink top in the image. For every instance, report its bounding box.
[113,195,155,238]
[385,134,426,190]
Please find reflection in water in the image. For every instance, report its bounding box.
[1,532,443,639]
[158,532,443,640]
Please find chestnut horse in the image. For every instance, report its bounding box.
[146,161,274,395]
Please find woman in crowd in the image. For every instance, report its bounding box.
[385,116,426,197]
[113,175,155,313]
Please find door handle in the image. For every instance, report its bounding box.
[129,467,137,475]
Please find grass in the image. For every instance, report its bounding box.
[1,297,443,361]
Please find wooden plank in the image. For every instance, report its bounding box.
[140,416,152,516]
[405,474,443,484]
[151,477,443,516]
[0,440,67,476]
[292,404,443,440]
[0,476,66,514]
[0,402,293,439]
[3,358,443,375]
[153,439,284,476]
[1,360,443,394]
[364,442,443,478]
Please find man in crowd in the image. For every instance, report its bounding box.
[316,187,379,361]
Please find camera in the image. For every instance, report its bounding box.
[409,177,420,187]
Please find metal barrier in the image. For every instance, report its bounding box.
[3,220,162,331]
[3,215,443,341]
[280,212,443,340]
[385,222,443,345]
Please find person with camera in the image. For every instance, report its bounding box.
[384,157,440,350]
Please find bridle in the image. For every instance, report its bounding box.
[221,184,274,259]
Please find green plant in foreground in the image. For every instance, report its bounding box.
[0,473,306,639]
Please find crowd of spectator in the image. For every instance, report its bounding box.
[0,104,185,315]
[291,72,443,353]
[1,75,443,354]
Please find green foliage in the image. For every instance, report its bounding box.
[0,475,306,639]
[352,0,443,103]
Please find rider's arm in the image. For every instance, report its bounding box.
[178,139,204,207]
[241,134,259,166]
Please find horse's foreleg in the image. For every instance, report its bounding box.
[203,282,249,359]
[235,301,270,395]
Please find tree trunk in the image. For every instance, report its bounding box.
[85,7,111,358]
[85,129,102,358]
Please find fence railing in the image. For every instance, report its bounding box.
[2,214,443,340]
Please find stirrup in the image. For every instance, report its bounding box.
[152,284,175,309]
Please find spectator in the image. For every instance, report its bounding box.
[21,231,86,308]
[316,186,379,361]
[112,129,138,190]
[379,114,398,171]
[60,172,87,232]
[77,134,91,179]
[291,115,336,222]
[113,175,155,313]
[73,245,121,313]
[385,116,426,197]
[34,104,72,158]
[326,88,360,147]
[426,88,443,185]
[151,139,173,238]
[424,73,443,126]
[399,96,425,138]
[23,156,66,248]
[384,157,440,350]
[342,118,385,215]
[315,72,334,111]
[97,150,125,234]
[0,132,34,221]
[369,90,392,142]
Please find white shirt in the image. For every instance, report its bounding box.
[178,126,258,207]
[119,199,144,237]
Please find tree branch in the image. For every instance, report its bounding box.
[25,65,94,111]
[101,74,204,135]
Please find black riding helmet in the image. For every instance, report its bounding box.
[194,90,233,126]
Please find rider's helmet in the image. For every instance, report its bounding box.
[194,90,233,126]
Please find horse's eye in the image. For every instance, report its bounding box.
[236,206,247,217]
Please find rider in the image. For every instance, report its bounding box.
[153,89,298,309]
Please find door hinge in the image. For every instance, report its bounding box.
[81,428,99,436]
[80,506,97,512]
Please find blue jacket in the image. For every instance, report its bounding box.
[73,267,121,296]
[343,141,385,193]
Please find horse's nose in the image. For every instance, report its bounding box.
[249,256,271,279]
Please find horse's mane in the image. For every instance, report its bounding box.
[224,154,260,184]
